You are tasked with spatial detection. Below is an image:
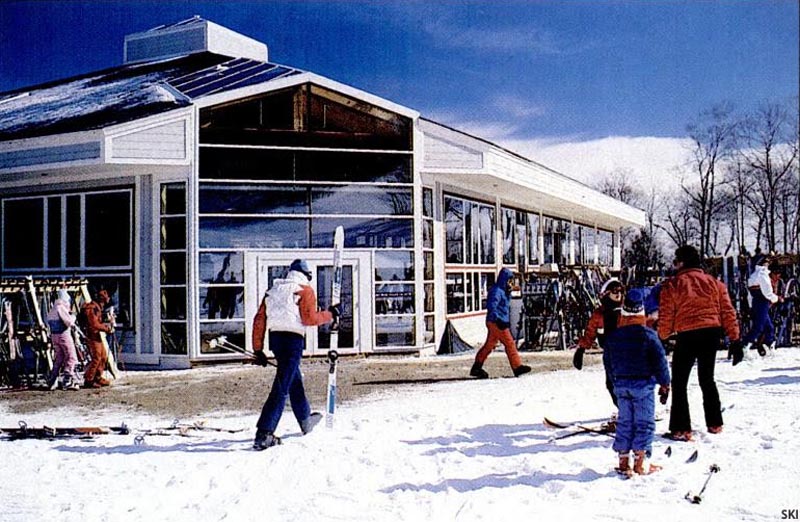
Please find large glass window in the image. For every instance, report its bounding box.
[598,229,614,266]
[159,183,187,355]
[85,192,131,267]
[445,271,495,316]
[199,83,412,151]
[444,195,495,266]
[527,212,540,265]
[2,198,43,269]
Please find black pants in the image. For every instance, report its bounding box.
[669,327,723,432]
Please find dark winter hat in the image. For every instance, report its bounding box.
[622,288,645,316]
[95,289,110,303]
[674,245,701,268]
[289,259,312,280]
[752,254,769,268]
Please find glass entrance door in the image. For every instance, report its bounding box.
[249,251,367,356]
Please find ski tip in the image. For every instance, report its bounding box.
[665,446,672,457]
[686,449,698,463]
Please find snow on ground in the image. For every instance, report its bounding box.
[2,349,800,522]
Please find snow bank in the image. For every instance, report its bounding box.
[2,349,799,522]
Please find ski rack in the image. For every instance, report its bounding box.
[0,276,92,389]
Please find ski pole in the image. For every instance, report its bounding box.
[686,464,720,504]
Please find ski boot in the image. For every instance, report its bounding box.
[253,430,282,451]
[633,450,661,475]
[513,364,532,377]
[615,451,632,478]
[470,362,489,379]
[300,412,323,435]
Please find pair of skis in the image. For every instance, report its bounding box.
[543,417,614,441]
[1,420,130,440]
[326,226,344,428]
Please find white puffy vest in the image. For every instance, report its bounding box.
[266,271,308,336]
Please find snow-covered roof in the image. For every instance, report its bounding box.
[0,52,302,141]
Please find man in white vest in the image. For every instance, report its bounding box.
[252,259,340,451]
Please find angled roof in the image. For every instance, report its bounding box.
[0,52,302,141]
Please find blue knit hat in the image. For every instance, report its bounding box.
[289,259,312,280]
[622,288,645,316]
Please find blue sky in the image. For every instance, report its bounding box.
[0,0,797,144]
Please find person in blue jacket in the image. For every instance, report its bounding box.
[605,288,671,476]
[470,268,532,379]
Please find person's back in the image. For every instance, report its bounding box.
[606,318,669,386]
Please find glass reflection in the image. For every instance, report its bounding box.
[375,251,414,281]
[200,184,308,214]
[375,283,414,315]
[311,218,412,248]
[200,217,309,248]
[311,186,412,215]
[200,322,246,354]
[375,316,415,347]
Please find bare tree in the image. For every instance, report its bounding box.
[738,100,799,253]
[657,194,697,249]
[681,103,739,258]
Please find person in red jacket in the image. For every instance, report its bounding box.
[572,278,624,407]
[251,259,339,451]
[658,245,740,441]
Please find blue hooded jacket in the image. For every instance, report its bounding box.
[486,268,514,325]
[604,322,671,388]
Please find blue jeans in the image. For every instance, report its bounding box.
[744,296,775,346]
[612,381,655,455]
[256,332,311,433]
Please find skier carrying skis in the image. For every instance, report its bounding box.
[469,268,531,379]
[658,245,740,441]
[46,289,80,390]
[571,278,624,407]
[605,288,671,476]
[252,259,340,451]
[81,289,114,388]
[741,254,781,358]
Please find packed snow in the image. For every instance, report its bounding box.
[2,349,799,522]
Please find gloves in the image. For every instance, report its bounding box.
[327,304,341,320]
[663,336,677,354]
[495,320,510,331]
[658,384,670,405]
[728,339,744,366]
[572,347,585,370]
[253,350,270,367]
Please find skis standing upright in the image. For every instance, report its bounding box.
[326,226,344,427]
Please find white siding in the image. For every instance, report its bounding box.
[424,134,484,170]
[111,120,187,161]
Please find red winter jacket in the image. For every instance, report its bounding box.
[657,268,740,341]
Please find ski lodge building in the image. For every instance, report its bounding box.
[0,18,644,368]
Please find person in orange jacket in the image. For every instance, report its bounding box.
[572,278,624,407]
[251,259,339,451]
[658,245,740,441]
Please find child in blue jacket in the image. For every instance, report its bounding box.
[604,288,671,476]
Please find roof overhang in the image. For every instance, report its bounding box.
[419,119,645,230]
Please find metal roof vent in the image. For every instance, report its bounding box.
[124,16,268,64]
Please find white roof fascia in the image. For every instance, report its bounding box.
[193,71,419,120]
[484,149,646,227]
[418,118,491,155]
[102,106,193,139]
[0,129,105,175]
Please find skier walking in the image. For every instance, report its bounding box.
[46,289,80,390]
[658,245,740,441]
[605,288,671,476]
[81,289,114,388]
[571,278,624,406]
[252,259,340,451]
[741,254,780,358]
[470,268,531,379]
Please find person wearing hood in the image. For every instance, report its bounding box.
[46,289,80,390]
[604,288,671,476]
[572,278,624,407]
[252,259,340,451]
[469,268,531,379]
